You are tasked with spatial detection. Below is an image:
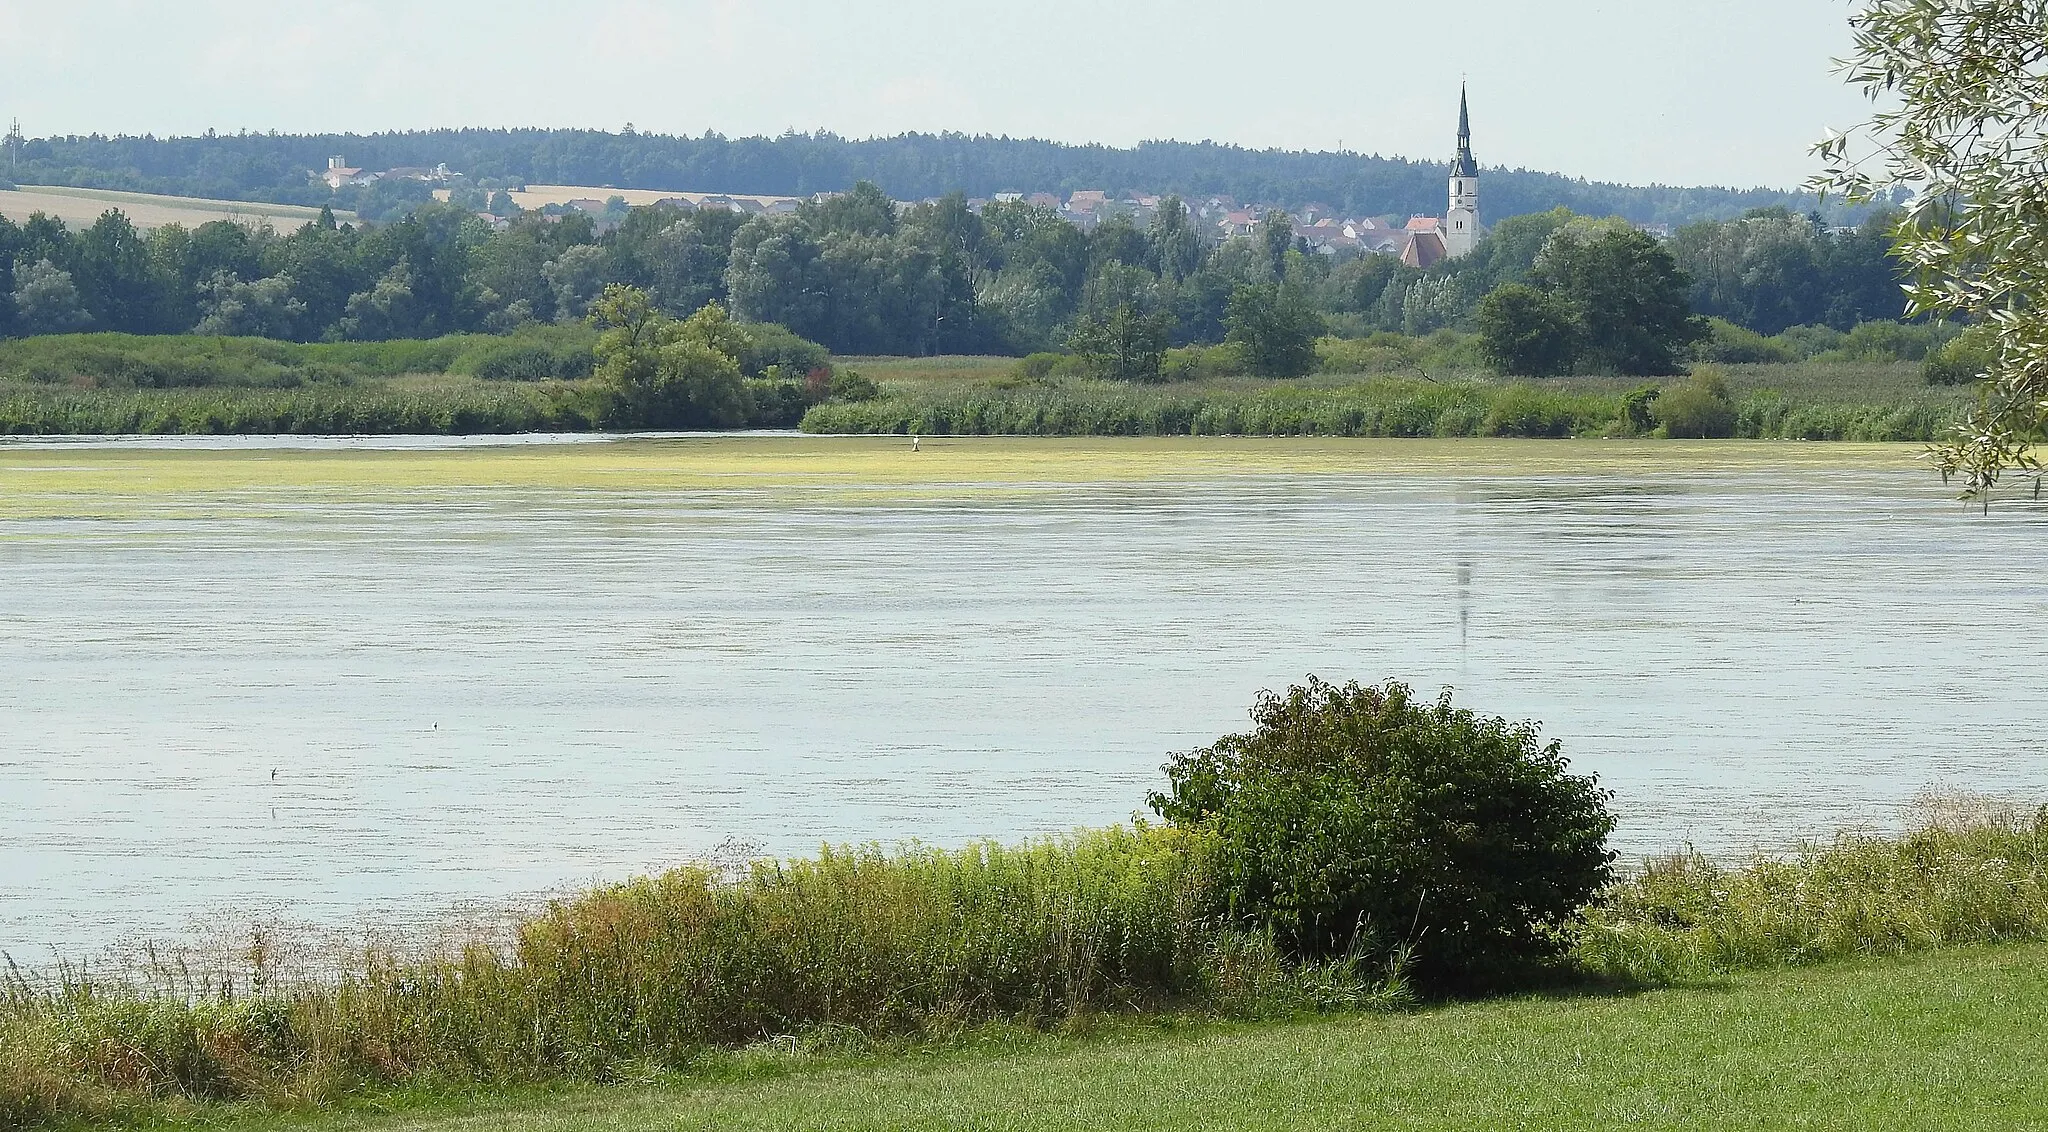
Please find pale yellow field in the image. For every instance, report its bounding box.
[0,185,355,232]
[0,436,1927,521]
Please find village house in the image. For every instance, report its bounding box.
[322,157,369,190]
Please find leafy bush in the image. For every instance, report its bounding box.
[1619,385,1661,435]
[1476,283,1582,376]
[1695,318,1798,364]
[738,321,830,379]
[1015,352,1067,380]
[1816,320,1957,364]
[1314,333,1413,376]
[1161,342,1248,381]
[1773,324,1847,359]
[1653,369,1737,438]
[828,369,880,402]
[1148,678,1616,991]
[1923,324,1998,386]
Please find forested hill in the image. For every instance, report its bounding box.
[6,129,1829,226]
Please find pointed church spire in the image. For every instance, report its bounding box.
[1452,85,1478,178]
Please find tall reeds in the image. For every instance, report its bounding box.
[0,828,1252,1126]
[799,379,1961,441]
[1574,800,2048,983]
[11,808,2048,1128]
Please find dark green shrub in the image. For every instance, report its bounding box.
[1148,678,1616,992]
[1477,283,1582,376]
[1620,385,1661,434]
[738,321,830,379]
[829,369,879,402]
[1653,370,1737,438]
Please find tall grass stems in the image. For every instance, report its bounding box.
[801,378,1965,442]
[1574,797,2048,983]
[7,803,2048,1128]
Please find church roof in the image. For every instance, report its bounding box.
[1451,85,1479,178]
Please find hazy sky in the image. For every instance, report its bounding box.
[1,0,1874,190]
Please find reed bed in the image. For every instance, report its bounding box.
[4,827,1349,1128]
[800,379,1962,442]
[1574,799,2048,982]
[0,383,582,436]
[10,808,2048,1129]
[800,378,1614,439]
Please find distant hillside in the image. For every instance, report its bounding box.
[5,129,1840,228]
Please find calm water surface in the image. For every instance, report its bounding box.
[3,437,2044,959]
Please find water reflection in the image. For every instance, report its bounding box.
[1,459,2044,959]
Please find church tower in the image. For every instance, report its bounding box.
[1445,86,1480,258]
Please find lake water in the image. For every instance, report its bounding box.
[3,436,2045,961]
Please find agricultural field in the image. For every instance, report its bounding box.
[0,185,354,231]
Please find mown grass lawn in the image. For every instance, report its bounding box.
[216,944,2046,1132]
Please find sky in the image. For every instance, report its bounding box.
[0,0,1876,190]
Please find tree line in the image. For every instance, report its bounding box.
[4,128,1860,228]
[0,184,1910,378]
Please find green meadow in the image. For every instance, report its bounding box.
[213,945,2048,1132]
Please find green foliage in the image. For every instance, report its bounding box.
[0,382,587,435]
[799,377,1619,439]
[1148,679,1616,990]
[828,369,880,402]
[0,328,599,389]
[1652,369,1737,438]
[1531,221,1706,375]
[0,826,1295,1124]
[1819,319,1956,363]
[1160,342,1248,381]
[589,286,749,429]
[1815,0,2048,499]
[1619,385,1661,435]
[1695,318,1798,364]
[1476,283,1581,376]
[1668,209,1905,334]
[1225,283,1324,378]
[1067,303,1170,383]
[1924,324,1997,386]
[1575,800,2048,984]
[738,320,831,380]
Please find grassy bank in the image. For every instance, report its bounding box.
[208,945,2048,1132]
[802,362,1968,442]
[6,804,2047,1129]
[0,331,1972,440]
[0,381,586,435]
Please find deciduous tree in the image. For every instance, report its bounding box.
[1814,0,2048,500]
